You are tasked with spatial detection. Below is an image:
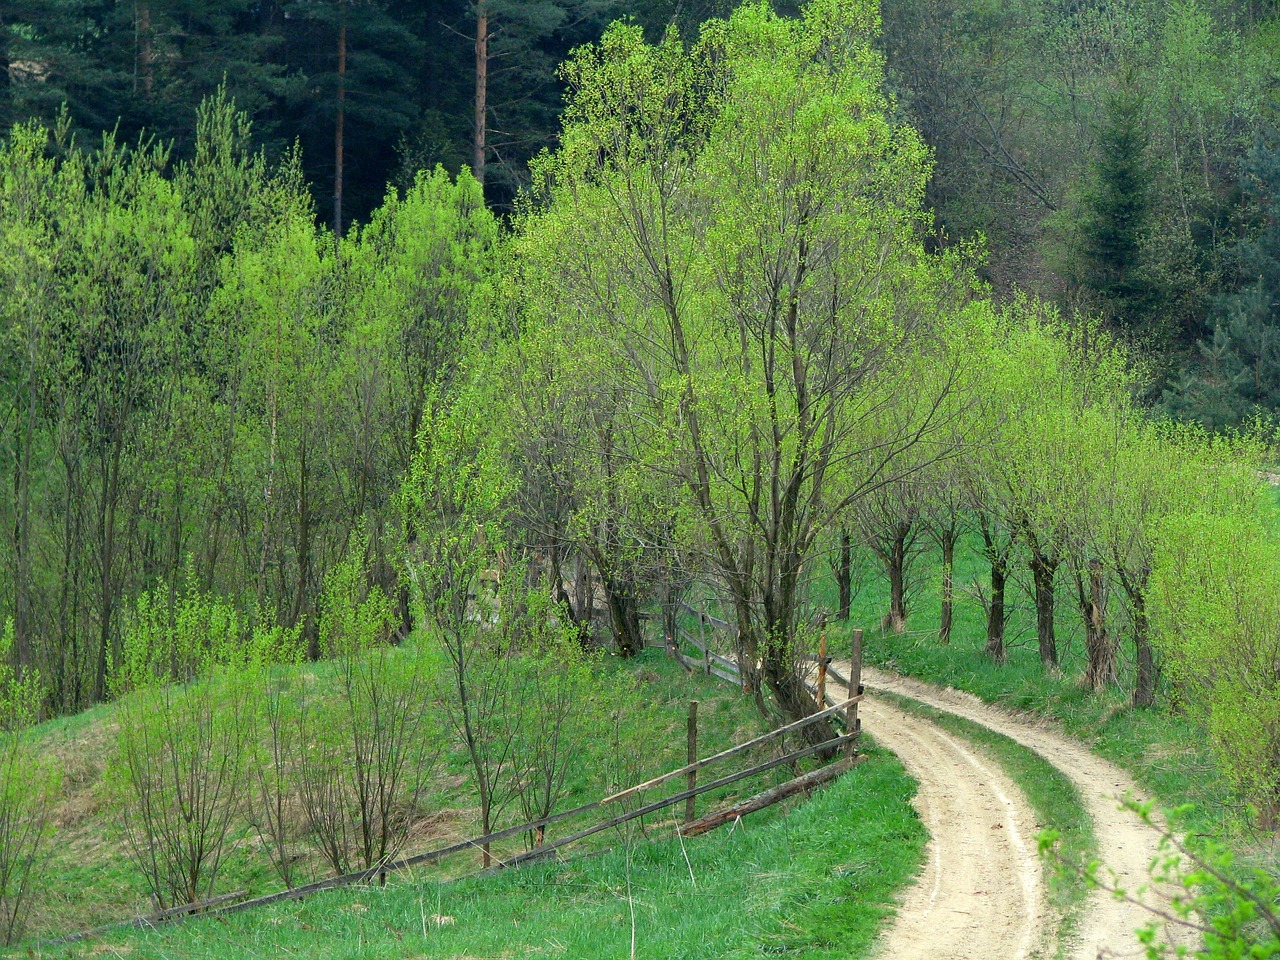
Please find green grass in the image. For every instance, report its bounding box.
[20,650,773,937]
[38,742,923,960]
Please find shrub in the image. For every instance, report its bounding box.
[1150,503,1280,826]
[0,620,59,943]
[109,585,277,907]
[298,541,441,877]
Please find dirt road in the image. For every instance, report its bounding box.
[821,664,1195,960]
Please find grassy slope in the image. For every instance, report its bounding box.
[18,650,928,959]
[60,747,922,960]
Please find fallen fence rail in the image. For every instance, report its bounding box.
[679,756,859,837]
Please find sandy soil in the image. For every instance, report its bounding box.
[822,664,1197,960]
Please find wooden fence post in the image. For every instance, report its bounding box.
[816,614,828,707]
[847,628,863,758]
[685,700,698,824]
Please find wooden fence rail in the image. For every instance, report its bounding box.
[44,686,862,946]
[602,693,861,804]
[678,600,731,633]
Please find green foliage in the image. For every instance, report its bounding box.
[109,583,295,908]
[1046,800,1280,960]
[1165,132,1280,429]
[110,576,246,693]
[1078,66,1158,335]
[0,621,58,944]
[0,94,499,714]
[1140,822,1280,958]
[1149,480,1280,825]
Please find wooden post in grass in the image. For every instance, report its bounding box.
[686,701,698,824]
[847,628,863,758]
[816,614,829,707]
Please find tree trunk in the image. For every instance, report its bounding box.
[94,418,129,703]
[573,552,592,628]
[836,527,853,621]
[137,2,154,97]
[12,355,35,677]
[939,529,955,646]
[1029,547,1059,668]
[294,439,316,658]
[884,521,909,633]
[333,3,347,238]
[980,521,1009,664]
[1126,573,1157,707]
[601,574,642,657]
[1082,558,1117,691]
[760,642,836,755]
[662,581,678,653]
[550,541,590,651]
[473,3,488,187]
[986,557,1006,663]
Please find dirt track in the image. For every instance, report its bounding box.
[822,664,1196,960]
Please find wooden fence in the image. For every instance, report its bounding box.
[47,683,862,945]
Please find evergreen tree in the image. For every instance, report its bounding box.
[1078,67,1156,337]
[1165,131,1280,428]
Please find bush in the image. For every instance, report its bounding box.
[1150,503,1280,826]
[0,621,59,943]
[109,585,282,908]
[297,541,441,877]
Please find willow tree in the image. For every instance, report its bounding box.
[516,0,969,735]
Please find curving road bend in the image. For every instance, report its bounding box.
[820,664,1197,960]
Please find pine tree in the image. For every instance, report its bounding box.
[1176,132,1280,426]
[1078,67,1155,335]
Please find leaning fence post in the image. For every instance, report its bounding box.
[685,700,698,824]
[816,614,829,707]
[847,628,863,758]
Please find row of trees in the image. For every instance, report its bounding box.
[398,0,1280,824]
